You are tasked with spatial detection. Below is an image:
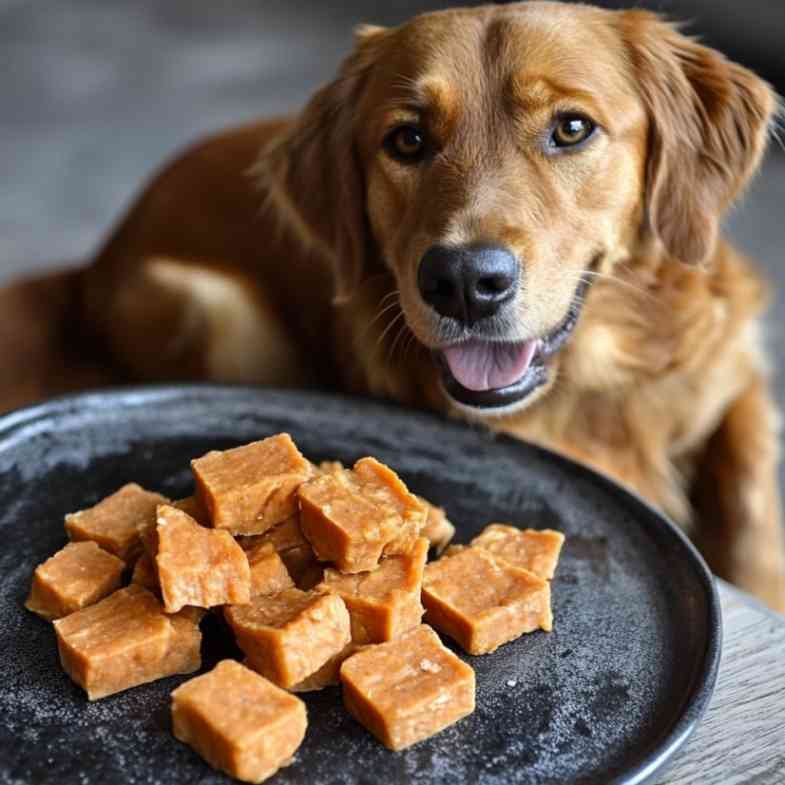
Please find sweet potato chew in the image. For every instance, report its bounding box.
[340,624,475,751]
[287,641,365,692]
[155,504,251,613]
[135,496,208,559]
[65,482,168,563]
[422,547,552,655]
[53,584,201,700]
[225,588,350,688]
[419,499,456,555]
[26,541,125,621]
[470,524,565,580]
[298,457,427,573]
[245,541,295,597]
[239,515,321,588]
[319,537,428,644]
[131,552,159,592]
[192,433,313,535]
[172,659,307,784]
[172,495,210,526]
[317,460,345,475]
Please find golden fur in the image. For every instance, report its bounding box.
[2,2,784,609]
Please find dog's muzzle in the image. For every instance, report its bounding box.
[435,276,590,409]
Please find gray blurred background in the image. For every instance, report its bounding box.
[1,0,783,391]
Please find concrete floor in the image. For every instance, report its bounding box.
[1,0,784,485]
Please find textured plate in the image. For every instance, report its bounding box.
[0,385,720,785]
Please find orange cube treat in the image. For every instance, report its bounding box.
[240,515,305,553]
[442,544,465,558]
[155,504,250,613]
[137,495,211,558]
[225,588,350,688]
[239,515,320,588]
[172,495,210,526]
[419,499,456,555]
[470,524,565,580]
[298,457,427,573]
[192,434,313,535]
[25,541,125,621]
[340,624,475,750]
[65,483,168,563]
[422,547,551,655]
[172,660,307,784]
[288,642,365,692]
[317,460,344,475]
[137,496,211,556]
[353,458,427,551]
[175,605,208,626]
[319,537,428,644]
[53,584,201,700]
[245,542,295,597]
[131,552,159,592]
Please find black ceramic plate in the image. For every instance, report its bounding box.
[0,386,720,785]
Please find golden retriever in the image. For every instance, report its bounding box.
[2,1,784,610]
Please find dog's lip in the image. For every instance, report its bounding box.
[435,276,590,409]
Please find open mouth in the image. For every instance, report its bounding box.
[437,277,589,409]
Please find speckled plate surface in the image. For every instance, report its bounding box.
[0,385,721,785]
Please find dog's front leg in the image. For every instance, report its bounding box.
[691,375,785,612]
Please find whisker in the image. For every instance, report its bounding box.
[357,289,402,343]
[377,287,400,305]
[388,322,410,363]
[376,311,405,350]
[365,299,401,333]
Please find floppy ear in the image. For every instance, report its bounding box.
[620,10,777,265]
[256,24,389,304]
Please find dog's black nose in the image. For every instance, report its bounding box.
[417,244,519,323]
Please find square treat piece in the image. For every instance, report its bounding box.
[172,660,307,784]
[245,542,295,596]
[318,460,344,475]
[54,584,201,700]
[131,552,159,592]
[340,624,475,750]
[65,483,168,563]
[288,641,364,692]
[419,499,456,555]
[26,541,125,621]
[470,524,565,580]
[192,434,312,535]
[239,515,319,588]
[155,504,250,613]
[172,495,210,526]
[422,547,551,654]
[137,496,210,557]
[319,537,428,644]
[298,457,426,573]
[225,588,350,688]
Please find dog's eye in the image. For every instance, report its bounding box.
[385,125,427,162]
[551,115,595,148]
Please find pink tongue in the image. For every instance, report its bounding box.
[443,340,538,392]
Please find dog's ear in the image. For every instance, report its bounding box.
[620,10,777,265]
[257,24,389,303]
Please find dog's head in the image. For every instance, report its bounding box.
[261,2,775,417]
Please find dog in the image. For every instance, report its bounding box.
[2,1,784,610]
